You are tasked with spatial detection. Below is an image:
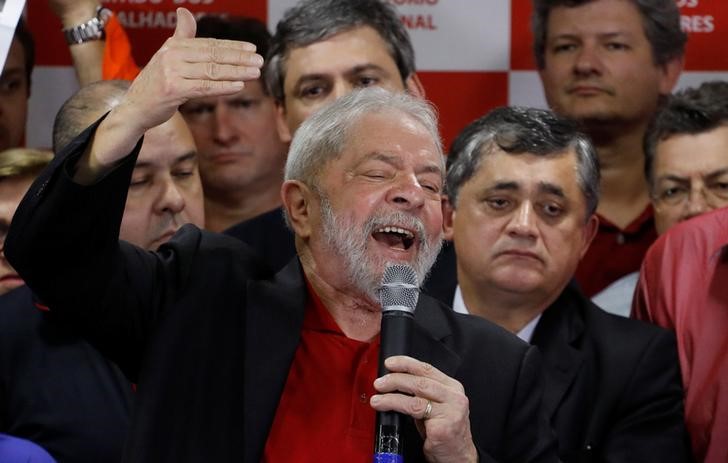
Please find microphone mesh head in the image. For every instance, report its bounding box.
[378,264,419,313]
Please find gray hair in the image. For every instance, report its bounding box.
[285,88,441,187]
[265,0,416,103]
[644,80,728,188]
[53,80,130,153]
[532,0,686,69]
[446,106,600,219]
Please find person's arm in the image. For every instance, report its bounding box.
[5,7,262,376]
[49,0,105,85]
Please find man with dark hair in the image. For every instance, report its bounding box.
[434,106,689,462]
[226,0,425,272]
[5,10,558,461]
[0,18,34,151]
[533,0,685,298]
[633,81,728,462]
[644,80,728,234]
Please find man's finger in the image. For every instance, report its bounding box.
[173,7,196,39]
[173,61,262,83]
[370,393,433,420]
[383,356,463,391]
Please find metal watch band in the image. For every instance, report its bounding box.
[63,7,112,45]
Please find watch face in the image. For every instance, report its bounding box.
[98,7,112,22]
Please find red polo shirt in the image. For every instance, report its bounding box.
[633,207,728,462]
[262,284,380,462]
[576,206,657,297]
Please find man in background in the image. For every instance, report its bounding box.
[0,18,33,151]
[533,0,685,297]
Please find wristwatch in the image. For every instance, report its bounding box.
[63,6,113,45]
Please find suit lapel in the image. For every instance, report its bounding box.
[530,287,585,420]
[243,260,307,462]
[411,295,462,377]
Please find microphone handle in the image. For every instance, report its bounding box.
[373,309,414,463]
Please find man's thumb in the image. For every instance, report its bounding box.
[173,8,196,39]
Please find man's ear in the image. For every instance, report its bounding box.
[281,180,314,239]
[579,214,599,258]
[658,55,684,95]
[405,72,426,99]
[442,195,456,241]
[275,101,293,144]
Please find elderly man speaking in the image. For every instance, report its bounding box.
[5,8,555,463]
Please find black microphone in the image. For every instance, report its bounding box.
[373,264,420,463]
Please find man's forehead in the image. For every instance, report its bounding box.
[284,26,397,76]
[476,149,578,186]
[546,0,646,37]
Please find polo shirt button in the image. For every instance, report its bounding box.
[360,393,367,403]
[616,233,625,245]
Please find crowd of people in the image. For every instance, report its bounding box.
[0,0,725,462]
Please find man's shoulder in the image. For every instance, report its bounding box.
[559,288,677,366]
[159,224,275,280]
[416,293,531,357]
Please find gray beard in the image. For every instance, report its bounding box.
[318,193,443,302]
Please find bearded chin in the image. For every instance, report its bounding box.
[319,195,443,302]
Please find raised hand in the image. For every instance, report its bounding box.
[75,8,263,183]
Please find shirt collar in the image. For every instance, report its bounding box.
[453,285,542,343]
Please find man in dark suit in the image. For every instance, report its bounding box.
[436,106,690,462]
[5,9,556,462]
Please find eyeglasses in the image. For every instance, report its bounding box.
[652,181,728,207]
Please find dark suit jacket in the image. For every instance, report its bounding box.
[6,124,557,462]
[0,285,132,463]
[224,206,294,274]
[424,246,691,462]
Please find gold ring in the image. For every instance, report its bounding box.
[423,400,433,420]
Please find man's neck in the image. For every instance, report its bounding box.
[299,250,382,342]
[457,277,554,335]
[203,187,282,232]
[588,122,651,229]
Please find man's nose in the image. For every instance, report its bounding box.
[155,180,186,215]
[213,106,237,144]
[506,202,538,239]
[573,43,603,76]
[387,176,427,210]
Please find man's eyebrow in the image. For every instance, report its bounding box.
[487,181,520,192]
[362,152,443,176]
[704,167,728,182]
[344,64,389,77]
[172,152,198,166]
[657,174,690,184]
[0,68,24,79]
[134,152,197,170]
[538,182,566,198]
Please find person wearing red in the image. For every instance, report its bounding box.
[633,206,728,462]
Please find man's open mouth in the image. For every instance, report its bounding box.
[372,226,415,251]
